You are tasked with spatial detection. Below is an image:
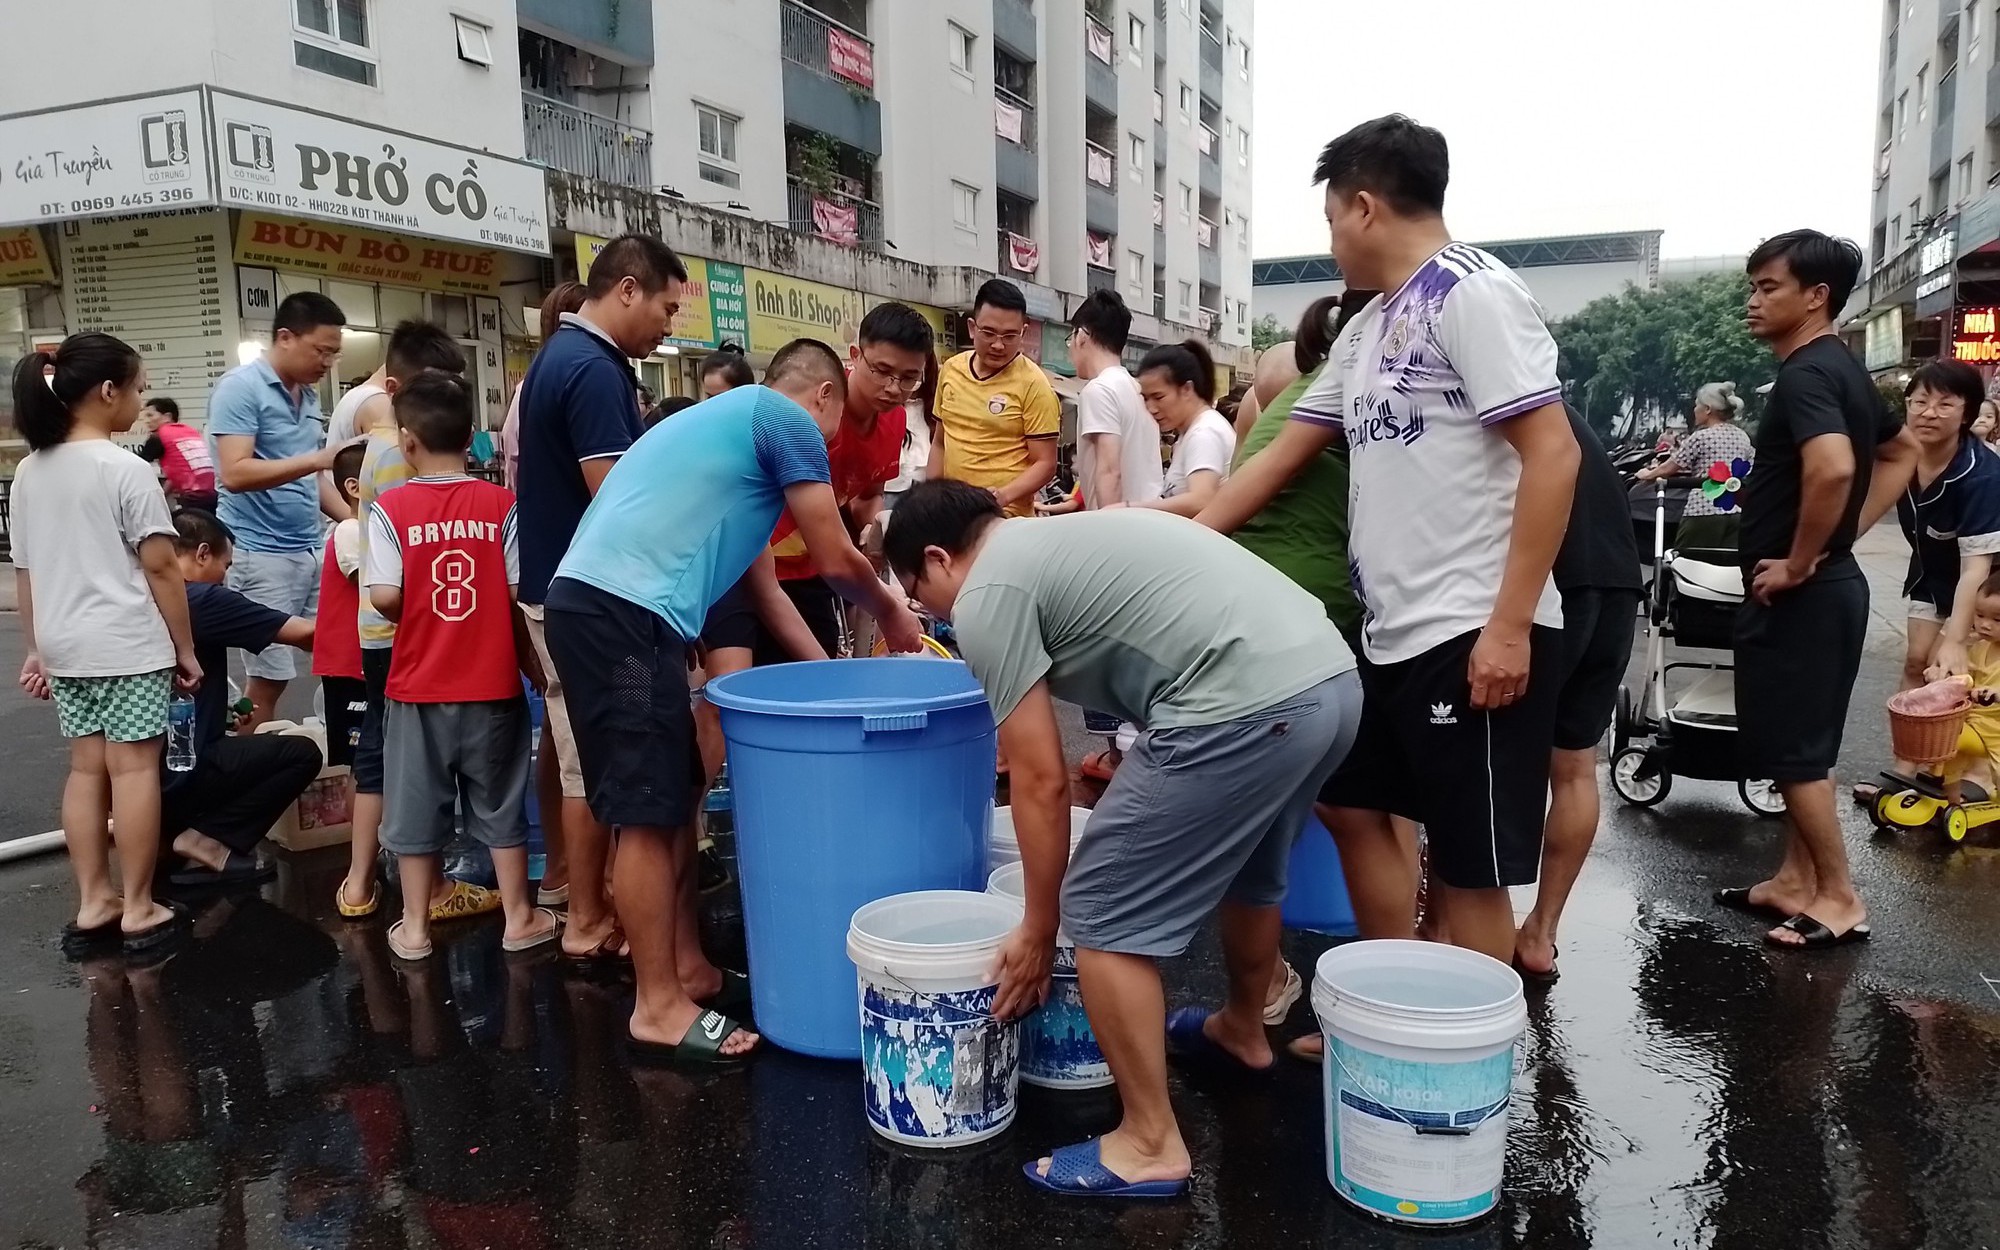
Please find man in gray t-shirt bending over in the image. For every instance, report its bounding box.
[884,481,1360,1200]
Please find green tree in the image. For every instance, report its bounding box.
[1250,314,1286,355]
[1554,272,1775,440]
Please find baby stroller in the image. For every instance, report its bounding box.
[1610,483,1786,816]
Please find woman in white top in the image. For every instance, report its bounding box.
[1133,338,1236,517]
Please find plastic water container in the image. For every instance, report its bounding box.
[985,862,1112,1090]
[986,805,1092,874]
[1312,941,1527,1226]
[705,659,996,1059]
[846,890,1022,1147]
[1281,810,1358,936]
[523,682,546,878]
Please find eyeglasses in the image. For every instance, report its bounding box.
[970,324,1024,345]
[861,353,927,394]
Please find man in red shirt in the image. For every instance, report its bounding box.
[752,303,934,662]
[138,396,218,513]
[363,370,555,961]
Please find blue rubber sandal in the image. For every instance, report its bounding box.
[1164,1007,1273,1074]
[1022,1139,1188,1199]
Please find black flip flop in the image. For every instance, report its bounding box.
[61,917,122,947]
[627,1009,756,1067]
[1512,947,1559,986]
[1765,914,1872,950]
[122,903,189,958]
[1713,887,1790,920]
[169,851,275,889]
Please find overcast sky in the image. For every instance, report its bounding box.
[1250,0,1879,261]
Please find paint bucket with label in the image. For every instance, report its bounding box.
[985,862,1112,1090]
[986,805,1092,874]
[1311,940,1526,1226]
[847,890,1022,1148]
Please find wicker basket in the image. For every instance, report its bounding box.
[1887,699,1971,764]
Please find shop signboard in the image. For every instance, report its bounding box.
[1916,217,1958,320]
[1864,308,1904,371]
[209,90,548,254]
[866,295,955,353]
[234,212,506,294]
[1041,320,1075,376]
[574,235,748,351]
[745,268,865,357]
[0,89,214,226]
[1952,306,2000,363]
[0,227,55,285]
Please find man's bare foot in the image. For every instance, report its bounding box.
[1744,879,1816,919]
[679,961,724,1002]
[74,896,123,931]
[1030,1125,1190,1184]
[631,1001,759,1056]
[121,899,176,935]
[1200,1007,1274,1069]
[171,831,230,872]
[561,916,628,960]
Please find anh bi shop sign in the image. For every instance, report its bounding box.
[208,90,548,254]
[0,89,214,226]
[1917,227,1958,302]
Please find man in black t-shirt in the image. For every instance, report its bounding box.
[1515,408,1645,979]
[161,511,323,887]
[1721,231,1916,951]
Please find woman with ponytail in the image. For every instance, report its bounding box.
[12,333,200,956]
[1133,338,1237,516]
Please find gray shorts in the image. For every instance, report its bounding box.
[226,547,321,681]
[380,697,531,856]
[1061,670,1362,957]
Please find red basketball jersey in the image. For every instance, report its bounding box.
[311,526,363,680]
[374,477,520,703]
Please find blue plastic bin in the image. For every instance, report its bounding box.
[705,659,996,1059]
[1282,810,1358,936]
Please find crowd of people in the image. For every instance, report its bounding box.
[8,110,1924,1201]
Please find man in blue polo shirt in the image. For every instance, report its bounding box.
[208,291,350,728]
[515,233,684,965]
[544,339,923,1064]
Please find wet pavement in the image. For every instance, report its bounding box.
[3,531,2000,1249]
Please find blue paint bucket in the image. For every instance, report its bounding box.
[1281,810,1358,936]
[1312,941,1526,1226]
[985,862,1112,1090]
[846,891,1022,1148]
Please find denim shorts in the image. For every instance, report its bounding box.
[226,547,321,681]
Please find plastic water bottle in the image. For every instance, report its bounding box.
[166,696,197,772]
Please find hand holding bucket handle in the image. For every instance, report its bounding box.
[990,924,1055,1020]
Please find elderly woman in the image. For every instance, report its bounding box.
[1636,381,1756,550]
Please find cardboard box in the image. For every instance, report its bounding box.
[258,721,354,852]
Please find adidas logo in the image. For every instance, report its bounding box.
[1430,702,1457,725]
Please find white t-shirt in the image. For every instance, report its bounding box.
[331,517,362,578]
[1292,243,1565,664]
[11,440,177,676]
[327,381,387,445]
[1075,365,1164,506]
[1162,408,1235,499]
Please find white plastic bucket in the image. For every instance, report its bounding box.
[846,891,1023,1147]
[986,805,1092,874]
[985,863,1113,1090]
[1312,940,1527,1226]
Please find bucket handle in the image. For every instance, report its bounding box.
[867,966,1006,1023]
[863,711,928,734]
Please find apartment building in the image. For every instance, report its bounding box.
[0,0,1254,446]
[1859,0,2000,372]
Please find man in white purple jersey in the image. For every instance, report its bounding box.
[1202,115,1579,965]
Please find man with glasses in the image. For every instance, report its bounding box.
[207,291,351,727]
[928,278,1060,517]
[755,303,935,662]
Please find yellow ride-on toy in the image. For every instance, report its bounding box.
[1869,689,1987,843]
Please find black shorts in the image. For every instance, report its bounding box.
[1553,588,1640,752]
[1319,626,1562,890]
[700,574,759,653]
[753,575,844,665]
[543,577,703,830]
[354,647,393,795]
[321,675,368,769]
[1735,571,1868,783]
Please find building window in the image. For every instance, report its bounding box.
[952,181,978,230]
[1180,83,1194,121]
[293,0,375,85]
[1128,15,1144,53]
[1236,124,1249,165]
[948,22,974,74]
[453,16,492,66]
[1179,182,1193,220]
[1237,213,1248,247]
[1127,248,1146,294]
[1911,197,1923,228]
[1178,280,1193,314]
[697,104,741,188]
[1129,132,1145,170]
[1961,152,1977,201]
[1891,213,1903,243]
[1973,2,1983,58]
[1238,301,1248,329]
[1918,63,1929,122]
[1931,169,1950,214]
[1898,89,1910,138]
[1236,37,1250,77]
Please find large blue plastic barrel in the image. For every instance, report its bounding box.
[1282,810,1358,936]
[705,659,996,1059]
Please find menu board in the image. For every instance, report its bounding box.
[61,210,238,426]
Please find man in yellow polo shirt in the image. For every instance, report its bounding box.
[930,278,1061,515]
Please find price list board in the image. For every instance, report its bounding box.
[61,210,238,426]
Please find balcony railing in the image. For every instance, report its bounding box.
[787,177,883,249]
[1085,13,1116,63]
[521,92,653,188]
[1200,24,1223,69]
[995,87,1036,150]
[781,0,876,98]
[1197,122,1218,156]
[1085,140,1117,188]
[1196,214,1217,248]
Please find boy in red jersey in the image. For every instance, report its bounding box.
[363,370,556,960]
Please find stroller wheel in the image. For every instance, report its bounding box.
[1613,687,1635,756]
[1612,748,1671,807]
[1738,778,1786,818]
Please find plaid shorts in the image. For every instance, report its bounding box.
[49,669,173,743]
